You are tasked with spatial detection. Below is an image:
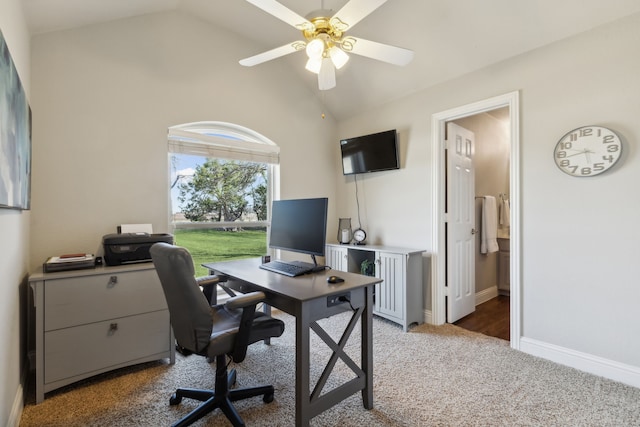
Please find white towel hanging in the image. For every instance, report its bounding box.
[481,196,499,254]
[499,198,510,228]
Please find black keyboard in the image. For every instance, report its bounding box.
[259,260,312,277]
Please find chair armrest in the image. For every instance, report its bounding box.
[225,291,265,310]
[196,275,220,305]
[196,275,219,287]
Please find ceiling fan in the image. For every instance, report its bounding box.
[239,0,414,90]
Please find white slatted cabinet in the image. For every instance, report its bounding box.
[325,244,425,331]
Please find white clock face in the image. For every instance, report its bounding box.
[554,126,622,177]
[353,229,366,242]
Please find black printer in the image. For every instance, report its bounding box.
[102,233,173,266]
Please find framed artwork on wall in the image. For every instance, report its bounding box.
[0,27,31,210]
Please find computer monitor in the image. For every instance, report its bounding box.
[268,197,328,267]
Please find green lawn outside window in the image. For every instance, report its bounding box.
[173,229,267,277]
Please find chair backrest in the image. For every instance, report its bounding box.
[150,242,213,354]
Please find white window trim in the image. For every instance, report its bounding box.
[168,121,280,164]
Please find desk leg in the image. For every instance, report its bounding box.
[263,303,272,345]
[362,285,374,409]
[296,305,311,427]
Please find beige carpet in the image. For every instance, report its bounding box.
[20,311,640,426]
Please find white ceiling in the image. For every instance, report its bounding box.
[22,0,640,119]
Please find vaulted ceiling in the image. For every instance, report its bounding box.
[22,0,640,119]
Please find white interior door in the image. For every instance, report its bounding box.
[446,122,476,323]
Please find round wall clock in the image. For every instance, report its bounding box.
[553,126,622,177]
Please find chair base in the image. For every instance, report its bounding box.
[168,366,275,427]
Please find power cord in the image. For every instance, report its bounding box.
[338,295,356,311]
[355,173,363,230]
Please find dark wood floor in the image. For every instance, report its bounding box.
[453,295,510,341]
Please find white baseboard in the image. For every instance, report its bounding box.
[423,286,499,326]
[7,361,30,427]
[7,382,23,427]
[475,286,498,306]
[424,309,433,325]
[424,293,639,389]
[520,337,640,389]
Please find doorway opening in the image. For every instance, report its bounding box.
[450,108,510,340]
[430,91,521,350]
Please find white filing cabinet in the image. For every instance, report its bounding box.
[29,263,175,403]
[325,244,425,331]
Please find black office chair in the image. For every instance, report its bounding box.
[150,242,285,427]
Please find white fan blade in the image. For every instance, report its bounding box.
[342,36,414,66]
[331,0,388,31]
[239,41,305,66]
[245,0,314,31]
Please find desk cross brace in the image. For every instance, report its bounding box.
[309,307,366,406]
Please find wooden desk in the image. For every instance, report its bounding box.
[203,258,381,427]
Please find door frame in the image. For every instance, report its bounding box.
[430,91,521,349]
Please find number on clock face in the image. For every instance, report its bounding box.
[553,126,622,177]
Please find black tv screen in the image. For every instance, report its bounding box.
[340,129,399,175]
[269,197,328,257]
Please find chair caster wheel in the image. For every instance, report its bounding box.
[263,392,274,403]
[169,393,182,405]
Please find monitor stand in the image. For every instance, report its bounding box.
[289,255,326,273]
[310,254,327,272]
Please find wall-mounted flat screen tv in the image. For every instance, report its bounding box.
[340,129,399,175]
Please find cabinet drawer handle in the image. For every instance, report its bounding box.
[108,323,118,335]
[107,276,118,288]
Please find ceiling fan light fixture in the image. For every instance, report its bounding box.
[305,38,325,59]
[241,0,415,92]
[305,57,322,74]
[318,57,336,90]
[329,45,349,69]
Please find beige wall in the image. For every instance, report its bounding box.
[337,12,640,371]
[29,11,338,270]
[0,0,30,424]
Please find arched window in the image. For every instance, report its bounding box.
[167,121,280,275]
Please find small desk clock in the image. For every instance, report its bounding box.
[353,228,367,245]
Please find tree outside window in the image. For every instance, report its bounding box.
[177,159,267,223]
